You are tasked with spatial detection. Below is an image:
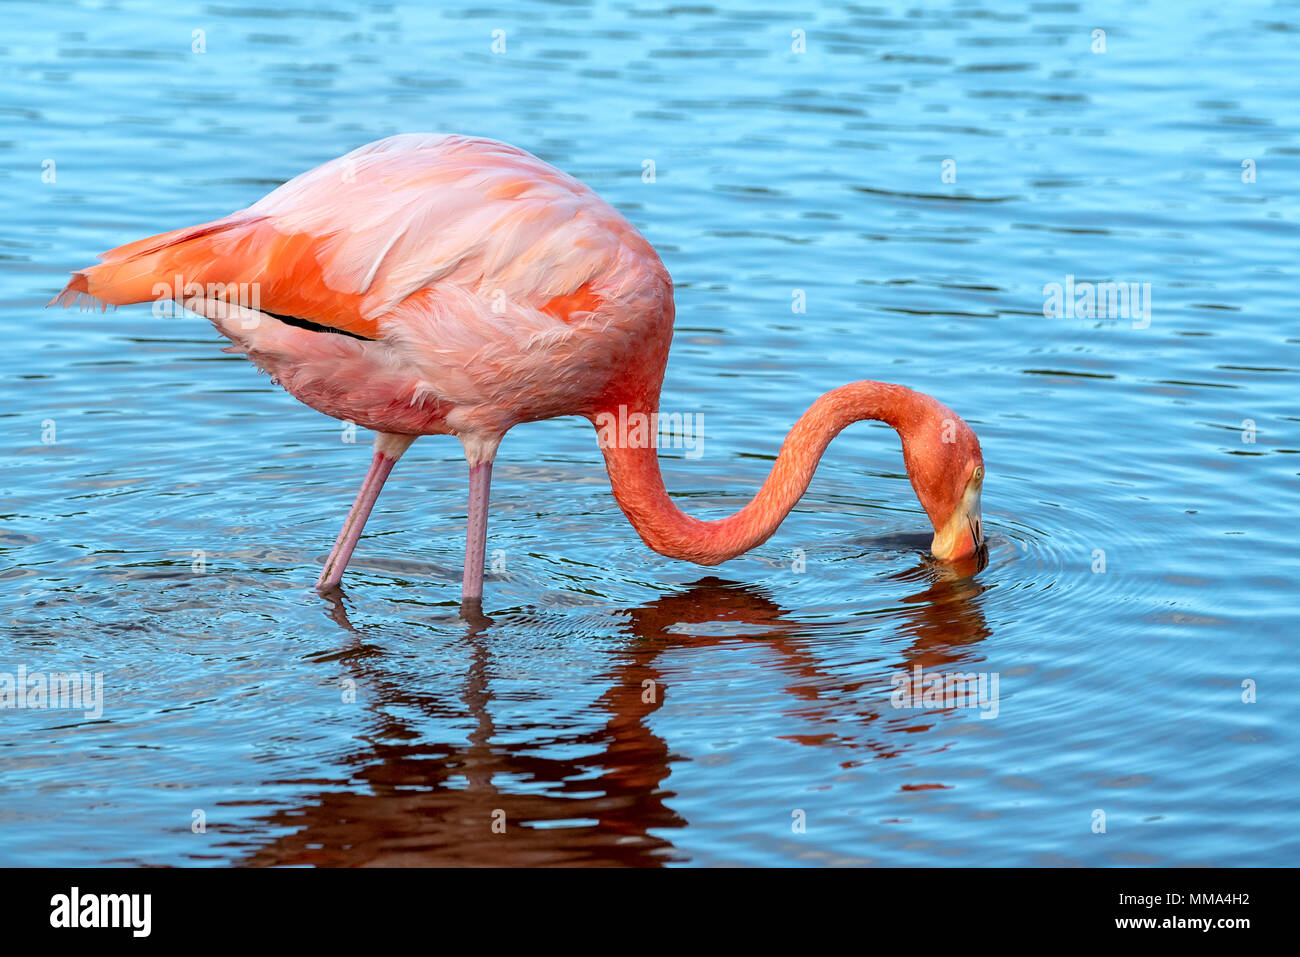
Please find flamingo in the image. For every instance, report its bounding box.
[53,134,985,603]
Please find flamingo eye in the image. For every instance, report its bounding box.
[973,466,984,481]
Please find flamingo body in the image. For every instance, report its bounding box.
[54,134,985,601]
[57,134,671,462]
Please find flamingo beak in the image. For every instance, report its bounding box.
[930,481,984,562]
[967,502,984,553]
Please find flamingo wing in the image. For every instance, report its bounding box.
[52,134,660,343]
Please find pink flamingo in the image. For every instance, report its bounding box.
[53,134,985,602]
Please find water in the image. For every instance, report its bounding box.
[2,0,1297,866]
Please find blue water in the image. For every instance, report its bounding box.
[2,0,1297,866]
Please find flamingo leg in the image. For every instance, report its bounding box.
[462,461,493,602]
[315,432,415,592]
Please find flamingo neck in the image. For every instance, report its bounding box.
[594,380,943,565]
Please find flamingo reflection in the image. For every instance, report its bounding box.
[230,567,990,866]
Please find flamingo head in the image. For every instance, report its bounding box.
[902,410,986,564]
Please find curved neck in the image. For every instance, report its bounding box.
[594,381,941,565]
